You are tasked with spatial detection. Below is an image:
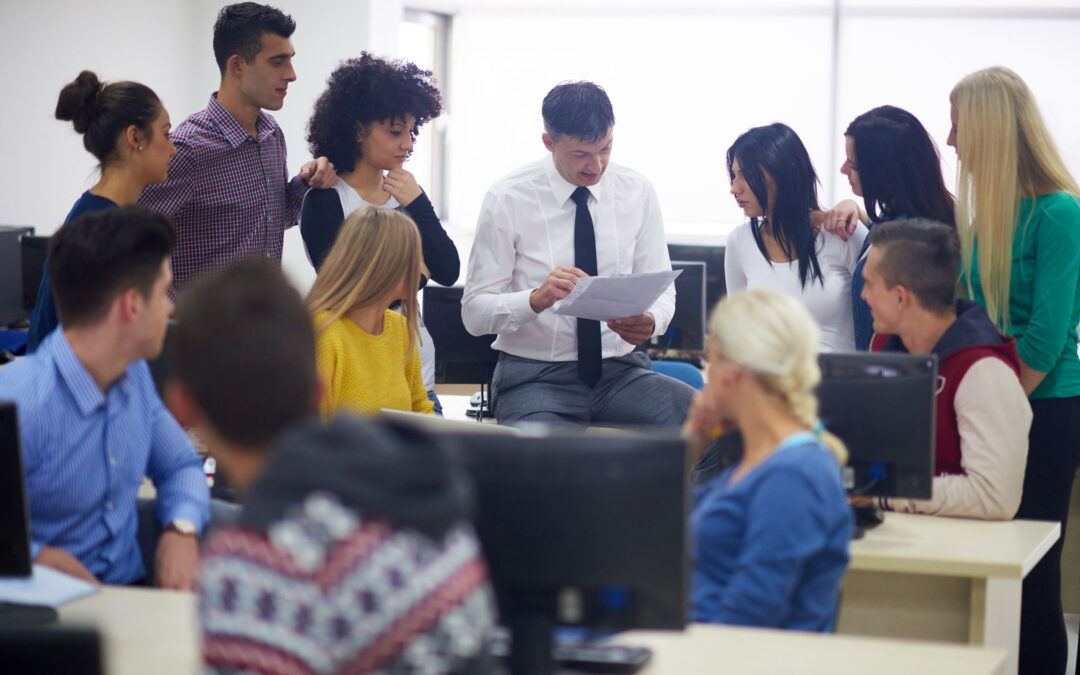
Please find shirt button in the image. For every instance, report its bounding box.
[105,502,114,510]
[109,457,117,467]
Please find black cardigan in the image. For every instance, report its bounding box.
[300,187,460,287]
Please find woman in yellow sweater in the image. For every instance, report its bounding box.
[307,207,435,417]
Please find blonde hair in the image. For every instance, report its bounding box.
[951,66,1080,328]
[306,207,423,361]
[707,288,847,465]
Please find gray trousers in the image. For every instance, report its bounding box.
[491,351,694,428]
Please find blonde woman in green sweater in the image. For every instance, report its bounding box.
[949,66,1080,675]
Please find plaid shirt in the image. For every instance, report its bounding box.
[140,94,308,292]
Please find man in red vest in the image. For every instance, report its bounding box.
[861,218,1031,519]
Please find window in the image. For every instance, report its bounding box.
[400,9,452,217]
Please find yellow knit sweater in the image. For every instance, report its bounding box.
[314,310,435,418]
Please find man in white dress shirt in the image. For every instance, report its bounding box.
[462,81,694,426]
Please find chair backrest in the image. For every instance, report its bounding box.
[652,360,705,389]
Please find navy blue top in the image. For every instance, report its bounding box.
[26,192,117,353]
[691,432,853,631]
[851,248,873,351]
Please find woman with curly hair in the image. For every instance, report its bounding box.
[302,52,453,279]
[302,52,456,413]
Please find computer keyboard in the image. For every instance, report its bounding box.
[489,633,652,673]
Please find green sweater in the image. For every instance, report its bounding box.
[966,192,1080,399]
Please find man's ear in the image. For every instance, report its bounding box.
[164,380,201,429]
[116,287,142,324]
[895,284,914,312]
[226,53,245,79]
[541,132,555,152]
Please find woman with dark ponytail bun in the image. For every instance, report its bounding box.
[28,71,176,352]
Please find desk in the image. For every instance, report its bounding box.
[60,587,1007,675]
[837,512,1059,675]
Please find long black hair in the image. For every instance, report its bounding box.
[727,122,822,288]
[845,105,955,226]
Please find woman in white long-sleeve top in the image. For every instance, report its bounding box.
[724,123,866,352]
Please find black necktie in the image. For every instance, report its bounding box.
[572,186,602,388]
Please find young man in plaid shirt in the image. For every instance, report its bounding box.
[141,3,336,293]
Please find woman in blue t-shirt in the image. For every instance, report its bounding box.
[27,70,176,351]
[683,288,853,630]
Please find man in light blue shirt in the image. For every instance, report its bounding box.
[0,207,209,588]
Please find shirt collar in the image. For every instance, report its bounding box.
[543,154,609,207]
[47,331,134,415]
[207,93,277,148]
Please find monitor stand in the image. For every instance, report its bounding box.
[850,503,885,540]
[507,611,556,675]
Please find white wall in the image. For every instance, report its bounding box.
[445,0,1080,247]
[1,0,403,293]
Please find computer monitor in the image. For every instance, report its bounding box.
[21,235,49,313]
[817,352,937,499]
[661,261,706,351]
[422,284,499,386]
[0,402,32,577]
[692,352,937,501]
[443,429,689,675]
[0,226,35,326]
[666,244,726,316]
[0,626,102,673]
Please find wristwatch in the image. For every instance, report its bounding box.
[168,518,197,536]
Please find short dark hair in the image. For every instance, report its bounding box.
[307,53,442,173]
[212,2,296,75]
[726,122,823,288]
[49,206,175,327]
[55,70,162,166]
[869,218,961,313]
[542,81,614,143]
[171,259,316,448]
[845,106,955,227]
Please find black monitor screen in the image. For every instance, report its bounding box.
[817,353,937,499]
[422,285,499,385]
[445,430,689,671]
[0,403,32,576]
[664,261,706,351]
[693,352,937,500]
[667,244,726,315]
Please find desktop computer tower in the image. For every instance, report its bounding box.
[0,226,35,327]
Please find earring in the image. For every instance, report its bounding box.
[137,146,144,151]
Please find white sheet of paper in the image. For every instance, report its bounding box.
[552,270,682,321]
[0,564,99,608]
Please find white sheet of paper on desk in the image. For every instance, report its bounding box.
[552,270,682,321]
[0,564,99,607]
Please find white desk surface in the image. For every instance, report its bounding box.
[849,512,1059,579]
[60,587,1007,675]
[615,624,1007,675]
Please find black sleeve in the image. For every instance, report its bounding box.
[403,190,460,288]
[300,188,346,271]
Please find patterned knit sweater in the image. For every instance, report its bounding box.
[199,415,496,674]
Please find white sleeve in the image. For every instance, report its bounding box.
[842,224,869,272]
[724,225,749,294]
[886,357,1031,520]
[461,190,538,336]
[638,181,675,335]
